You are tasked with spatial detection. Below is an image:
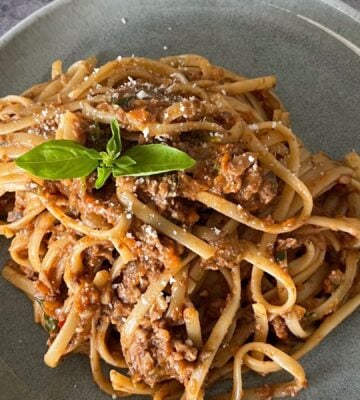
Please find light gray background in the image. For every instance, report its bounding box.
[0,1,359,400]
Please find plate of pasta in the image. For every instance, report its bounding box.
[0,1,360,400]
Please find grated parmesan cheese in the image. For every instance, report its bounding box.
[142,127,150,139]
[212,227,221,235]
[136,177,145,184]
[136,90,151,99]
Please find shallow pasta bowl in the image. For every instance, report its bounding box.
[0,0,359,399]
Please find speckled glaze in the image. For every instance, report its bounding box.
[0,1,359,399]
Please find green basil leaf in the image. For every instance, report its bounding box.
[115,155,136,168]
[113,144,196,176]
[84,149,102,160]
[106,119,122,157]
[15,140,99,180]
[100,151,115,168]
[95,166,112,189]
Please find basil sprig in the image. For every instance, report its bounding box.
[15,119,196,189]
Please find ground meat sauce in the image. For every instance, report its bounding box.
[117,141,278,227]
[125,320,197,386]
[110,224,198,385]
[112,153,278,383]
[43,176,123,226]
[38,73,283,387]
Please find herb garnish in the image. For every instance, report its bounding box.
[113,96,135,107]
[44,314,60,333]
[303,311,317,322]
[275,250,286,262]
[35,298,59,333]
[15,119,196,189]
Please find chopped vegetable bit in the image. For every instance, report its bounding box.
[44,315,59,333]
[113,96,135,107]
[275,250,286,262]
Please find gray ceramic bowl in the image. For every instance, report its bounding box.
[0,1,359,399]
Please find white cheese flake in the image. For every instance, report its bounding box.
[136,177,145,184]
[248,123,259,131]
[136,90,151,99]
[212,227,221,235]
[209,131,222,137]
[142,127,150,139]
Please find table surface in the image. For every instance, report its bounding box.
[0,0,359,37]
